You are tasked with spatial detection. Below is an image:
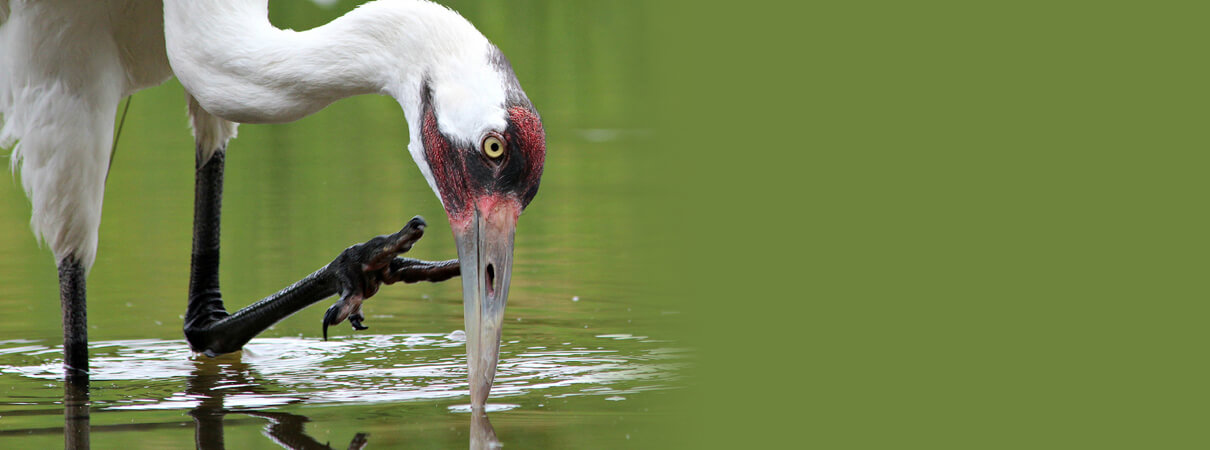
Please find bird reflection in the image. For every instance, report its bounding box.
[63,374,90,450]
[186,354,368,450]
[55,350,500,449]
[470,410,501,449]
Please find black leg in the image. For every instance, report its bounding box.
[58,256,88,379]
[184,149,228,337]
[183,150,460,356]
[59,256,90,449]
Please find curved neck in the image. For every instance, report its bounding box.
[164,0,490,125]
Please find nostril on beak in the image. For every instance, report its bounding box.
[485,263,496,297]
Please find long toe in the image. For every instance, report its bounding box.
[349,313,369,331]
[364,217,427,270]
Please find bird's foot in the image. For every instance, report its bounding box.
[323,217,427,340]
[321,217,463,340]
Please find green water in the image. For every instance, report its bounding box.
[0,1,681,448]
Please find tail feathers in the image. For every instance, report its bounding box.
[187,93,238,165]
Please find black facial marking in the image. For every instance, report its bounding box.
[492,123,529,191]
[420,61,544,213]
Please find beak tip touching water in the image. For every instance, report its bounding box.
[453,201,519,408]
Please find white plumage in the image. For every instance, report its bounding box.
[1,0,171,270]
[0,0,506,270]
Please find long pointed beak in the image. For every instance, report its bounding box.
[453,199,519,409]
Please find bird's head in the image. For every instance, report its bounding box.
[406,46,545,408]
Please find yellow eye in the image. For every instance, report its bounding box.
[483,135,505,159]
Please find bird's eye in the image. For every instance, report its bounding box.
[482,135,505,159]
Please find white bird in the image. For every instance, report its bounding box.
[0,0,545,411]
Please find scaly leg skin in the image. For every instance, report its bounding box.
[185,216,460,355]
[183,150,459,356]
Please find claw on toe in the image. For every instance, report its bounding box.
[322,296,365,340]
[322,303,341,341]
[323,302,368,340]
[349,313,368,331]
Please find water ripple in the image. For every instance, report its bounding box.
[0,332,685,411]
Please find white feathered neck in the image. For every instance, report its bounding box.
[164,0,509,139]
[164,0,514,199]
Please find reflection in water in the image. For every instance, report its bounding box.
[184,355,500,449]
[64,375,89,449]
[1,335,681,404]
[241,411,369,450]
[55,356,378,450]
[470,411,501,449]
[186,355,371,449]
[0,335,679,447]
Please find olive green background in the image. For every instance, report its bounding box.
[654,1,1203,448]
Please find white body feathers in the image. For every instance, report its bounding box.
[1,0,171,269]
[0,0,506,270]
